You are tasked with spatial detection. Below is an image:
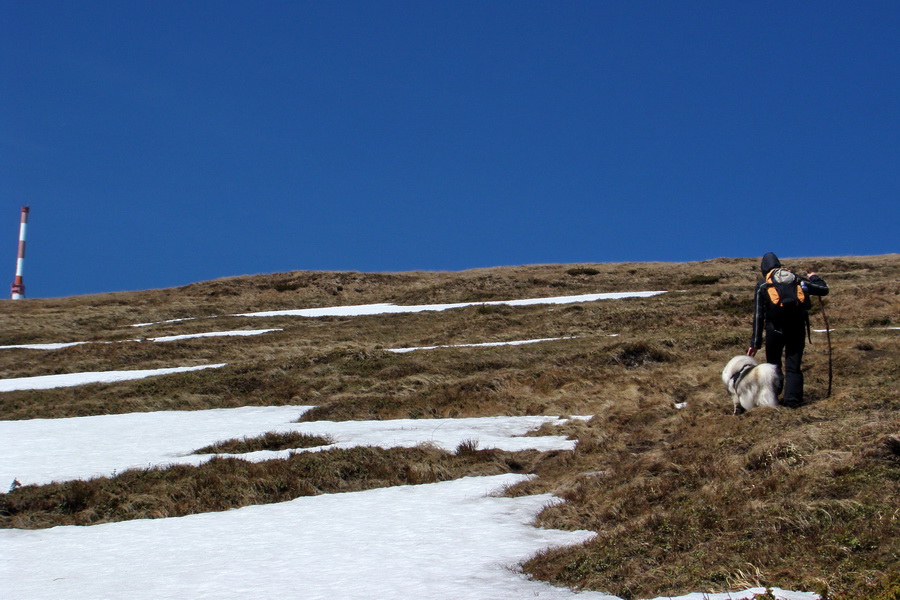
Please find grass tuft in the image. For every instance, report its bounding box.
[193,431,333,454]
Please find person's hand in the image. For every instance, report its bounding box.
[747,347,758,357]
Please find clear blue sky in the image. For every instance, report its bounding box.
[2,1,898,298]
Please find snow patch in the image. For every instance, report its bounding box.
[387,336,574,353]
[234,291,667,319]
[0,364,226,393]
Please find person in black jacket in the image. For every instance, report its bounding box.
[748,252,829,407]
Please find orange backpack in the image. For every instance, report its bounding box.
[766,268,805,308]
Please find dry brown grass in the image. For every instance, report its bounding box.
[193,431,334,454]
[1,255,897,598]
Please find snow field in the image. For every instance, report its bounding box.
[0,406,585,488]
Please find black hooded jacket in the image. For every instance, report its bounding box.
[750,252,829,349]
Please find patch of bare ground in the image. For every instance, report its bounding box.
[1,255,897,598]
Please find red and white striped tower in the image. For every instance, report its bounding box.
[10,206,29,300]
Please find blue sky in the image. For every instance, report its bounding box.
[2,1,898,298]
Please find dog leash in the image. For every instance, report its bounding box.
[730,364,755,391]
[819,296,833,398]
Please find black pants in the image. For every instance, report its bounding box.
[765,321,806,406]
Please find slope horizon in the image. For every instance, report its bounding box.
[14,252,898,301]
[1,254,897,599]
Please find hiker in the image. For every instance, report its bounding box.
[747,252,829,408]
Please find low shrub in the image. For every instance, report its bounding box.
[683,274,720,285]
[609,342,673,368]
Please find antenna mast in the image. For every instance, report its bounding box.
[10,206,29,299]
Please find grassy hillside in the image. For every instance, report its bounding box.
[1,256,897,599]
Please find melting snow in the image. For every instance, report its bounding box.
[0,329,281,350]
[234,291,667,319]
[0,286,820,600]
[0,364,226,392]
[0,341,91,350]
[140,328,282,342]
[0,407,582,487]
[0,405,817,600]
[387,336,574,353]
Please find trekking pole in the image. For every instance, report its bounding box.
[818,296,833,398]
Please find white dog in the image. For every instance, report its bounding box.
[722,355,781,415]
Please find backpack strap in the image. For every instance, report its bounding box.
[765,269,780,305]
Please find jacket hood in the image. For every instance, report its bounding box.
[760,252,781,275]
